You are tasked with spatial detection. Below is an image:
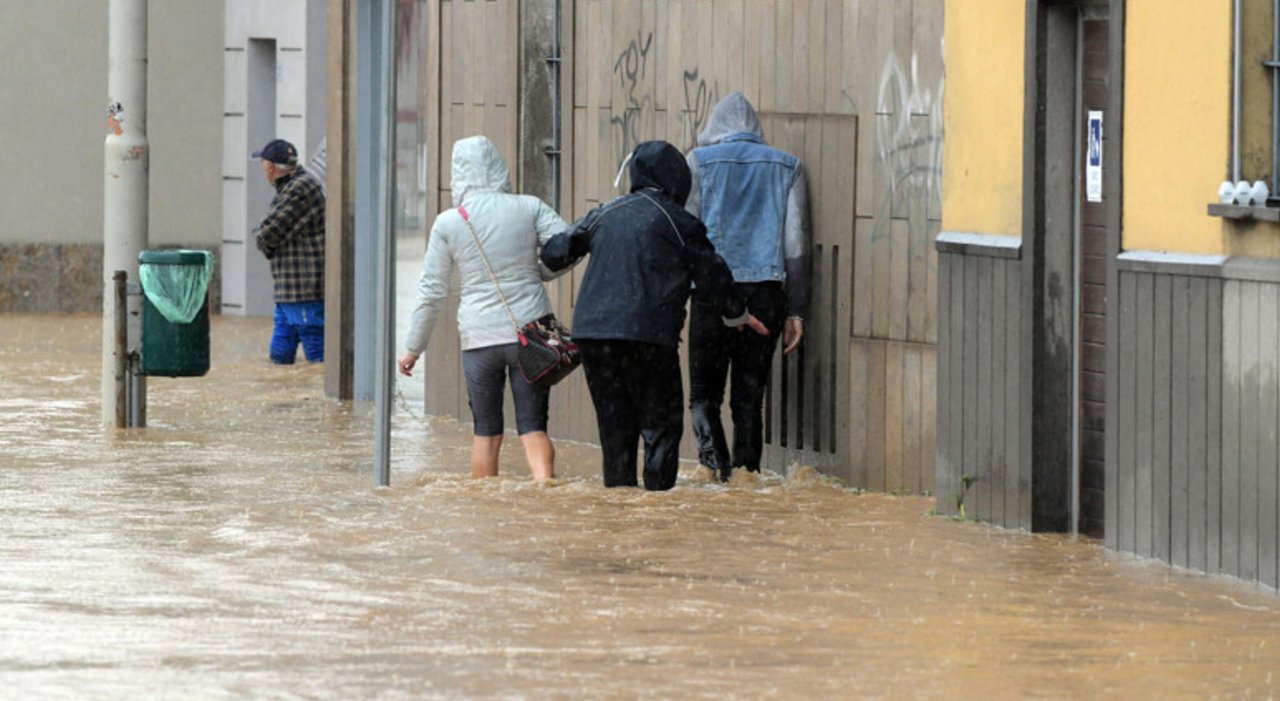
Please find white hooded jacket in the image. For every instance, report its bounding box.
[405,136,569,353]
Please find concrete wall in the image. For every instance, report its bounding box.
[0,0,224,311]
[221,0,327,316]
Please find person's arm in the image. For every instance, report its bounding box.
[684,151,703,217]
[399,222,453,376]
[540,206,603,272]
[782,163,811,354]
[532,199,572,281]
[253,182,315,259]
[682,221,747,324]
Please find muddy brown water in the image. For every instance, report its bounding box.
[2,313,1279,700]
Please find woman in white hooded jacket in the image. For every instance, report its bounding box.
[397,136,569,479]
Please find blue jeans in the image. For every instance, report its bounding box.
[270,300,325,364]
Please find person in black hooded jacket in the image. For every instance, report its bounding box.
[542,140,769,491]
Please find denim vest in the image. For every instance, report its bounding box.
[693,133,799,283]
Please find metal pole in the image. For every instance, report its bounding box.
[113,271,128,429]
[373,0,397,488]
[1272,0,1280,198]
[103,0,149,427]
[547,0,563,212]
[1234,0,1242,183]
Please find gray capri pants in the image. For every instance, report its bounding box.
[461,343,550,436]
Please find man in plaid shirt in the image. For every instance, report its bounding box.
[252,138,326,364]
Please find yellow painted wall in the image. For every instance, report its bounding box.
[941,0,1025,239]
[1124,0,1232,254]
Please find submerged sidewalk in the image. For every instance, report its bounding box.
[1,312,1279,700]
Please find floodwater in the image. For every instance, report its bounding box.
[3,312,1280,701]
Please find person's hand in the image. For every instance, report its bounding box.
[737,314,770,336]
[397,352,420,377]
[783,317,804,355]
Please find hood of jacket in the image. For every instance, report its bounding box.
[450,135,513,207]
[627,140,691,207]
[696,92,765,147]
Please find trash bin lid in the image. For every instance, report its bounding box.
[138,249,212,266]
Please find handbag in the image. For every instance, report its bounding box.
[458,205,581,387]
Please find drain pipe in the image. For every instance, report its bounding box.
[1271,0,1280,202]
[1234,0,1242,184]
[546,0,562,211]
[103,0,149,428]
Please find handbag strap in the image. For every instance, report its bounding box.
[458,205,522,333]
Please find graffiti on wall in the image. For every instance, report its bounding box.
[872,47,945,261]
[608,32,718,173]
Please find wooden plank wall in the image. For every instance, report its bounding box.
[1110,269,1241,582]
[421,0,944,491]
[550,0,944,488]
[934,250,1027,528]
[422,0,520,422]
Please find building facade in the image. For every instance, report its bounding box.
[0,0,224,313]
[939,0,1280,589]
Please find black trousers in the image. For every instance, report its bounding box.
[688,282,787,478]
[577,340,684,490]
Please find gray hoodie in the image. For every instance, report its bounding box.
[686,92,811,319]
[405,136,569,353]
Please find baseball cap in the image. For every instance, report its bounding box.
[251,139,299,166]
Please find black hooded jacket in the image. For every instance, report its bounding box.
[541,141,746,347]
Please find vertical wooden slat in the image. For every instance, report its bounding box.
[1152,275,1172,563]
[1135,273,1155,558]
[991,258,1008,527]
[852,0,880,220]
[774,0,794,112]
[853,216,874,337]
[926,221,940,344]
[867,340,888,491]
[921,345,937,493]
[792,0,812,113]
[885,342,905,491]
[825,0,845,115]
[1118,272,1138,551]
[976,256,993,521]
[903,346,923,493]
[890,219,910,343]
[1170,277,1191,569]
[742,0,761,104]
[1240,282,1260,581]
[935,251,954,514]
[950,252,967,518]
[806,0,826,113]
[1260,284,1279,590]
[1221,280,1242,576]
[907,116,932,344]
[962,255,980,518]
[850,338,870,488]
[1187,276,1209,572]
[1004,258,1022,529]
[1207,278,1224,574]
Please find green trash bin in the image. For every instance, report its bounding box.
[138,249,214,377]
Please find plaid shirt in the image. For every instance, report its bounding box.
[254,168,326,303]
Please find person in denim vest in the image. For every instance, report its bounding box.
[685,93,812,481]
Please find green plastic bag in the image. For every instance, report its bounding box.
[138,250,215,324]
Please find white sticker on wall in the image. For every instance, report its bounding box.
[1086,111,1103,203]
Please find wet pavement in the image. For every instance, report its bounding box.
[2,311,1280,700]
